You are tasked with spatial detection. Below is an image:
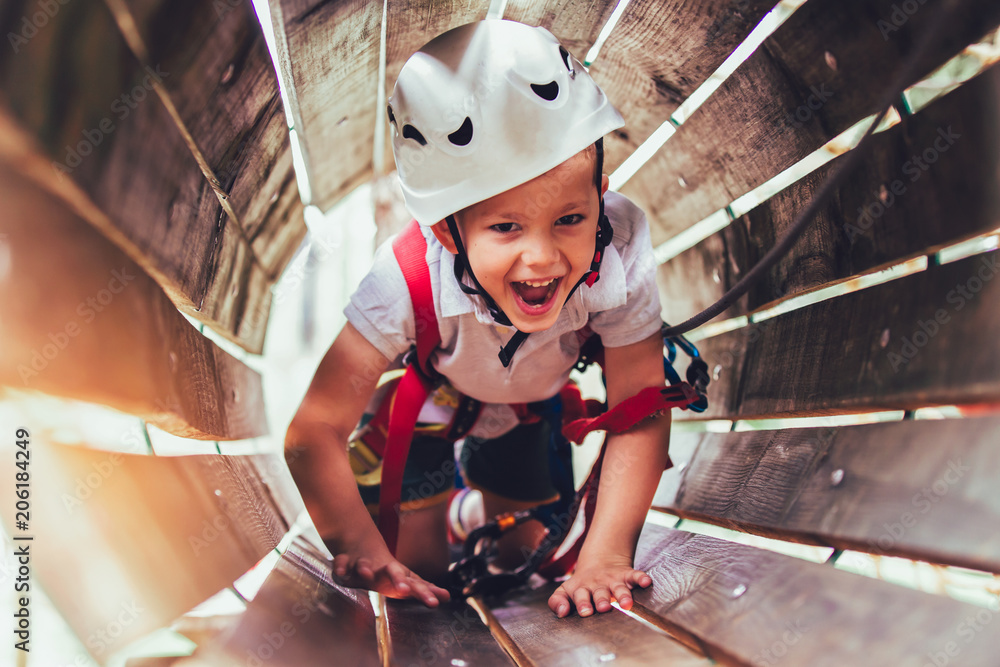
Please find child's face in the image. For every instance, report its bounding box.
[434,149,609,333]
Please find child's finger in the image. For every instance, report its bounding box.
[628,569,653,588]
[407,578,443,607]
[591,586,613,613]
[612,583,633,610]
[548,587,572,617]
[332,553,351,579]
[572,587,595,617]
[355,557,375,582]
[385,561,412,594]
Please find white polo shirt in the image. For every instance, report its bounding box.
[344,191,662,439]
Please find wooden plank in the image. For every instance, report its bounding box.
[653,417,1000,573]
[621,0,1000,245]
[0,442,285,660]
[0,161,267,440]
[112,0,307,274]
[269,0,382,211]
[502,0,618,61]
[587,0,774,172]
[383,598,514,666]
[689,249,1000,420]
[0,0,302,353]
[192,546,381,666]
[658,61,1000,325]
[633,523,1000,666]
[486,582,714,666]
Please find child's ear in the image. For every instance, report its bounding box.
[430,220,459,254]
[601,173,609,197]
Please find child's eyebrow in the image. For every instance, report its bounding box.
[486,200,590,221]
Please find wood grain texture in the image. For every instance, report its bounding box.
[0,0,303,353]
[0,162,267,440]
[383,597,514,666]
[487,582,715,666]
[588,0,774,171]
[270,0,382,211]
[688,250,1000,420]
[192,546,381,666]
[658,61,1000,325]
[622,0,1000,245]
[0,442,285,660]
[503,0,617,59]
[634,524,1000,666]
[653,417,1000,572]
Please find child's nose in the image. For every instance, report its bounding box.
[521,232,561,267]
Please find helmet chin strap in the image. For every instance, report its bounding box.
[446,193,613,368]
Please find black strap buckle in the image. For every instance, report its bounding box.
[446,510,554,599]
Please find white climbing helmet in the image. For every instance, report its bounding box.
[387,19,625,226]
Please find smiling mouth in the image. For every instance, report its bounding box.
[510,277,561,309]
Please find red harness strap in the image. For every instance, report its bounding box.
[379,221,441,556]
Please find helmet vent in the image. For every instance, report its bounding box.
[447,117,474,146]
[386,105,397,127]
[530,81,559,101]
[559,46,573,72]
[402,124,427,145]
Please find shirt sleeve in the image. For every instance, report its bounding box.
[343,237,416,361]
[587,194,663,348]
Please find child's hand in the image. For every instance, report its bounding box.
[329,533,451,607]
[546,553,652,618]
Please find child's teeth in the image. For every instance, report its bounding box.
[524,279,554,287]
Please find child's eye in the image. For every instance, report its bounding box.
[490,222,517,233]
[556,214,583,226]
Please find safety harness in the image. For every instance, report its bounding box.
[367,219,708,596]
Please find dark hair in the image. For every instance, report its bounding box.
[585,138,605,190]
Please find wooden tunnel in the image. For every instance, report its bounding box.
[1,0,1000,664]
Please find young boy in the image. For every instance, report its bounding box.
[284,19,672,619]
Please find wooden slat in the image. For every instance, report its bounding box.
[191,545,381,666]
[0,162,267,440]
[653,417,1000,572]
[587,0,774,171]
[633,523,1000,666]
[658,61,1000,325]
[486,583,714,666]
[689,250,1000,420]
[503,0,618,59]
[0,0,303,354]
[383,598,514,666]
[622,0,1000,244]
[270,0,382,211]
[0,442,286,660]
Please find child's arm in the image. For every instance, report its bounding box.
[547,331,670,617]
[284,322,450,606]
